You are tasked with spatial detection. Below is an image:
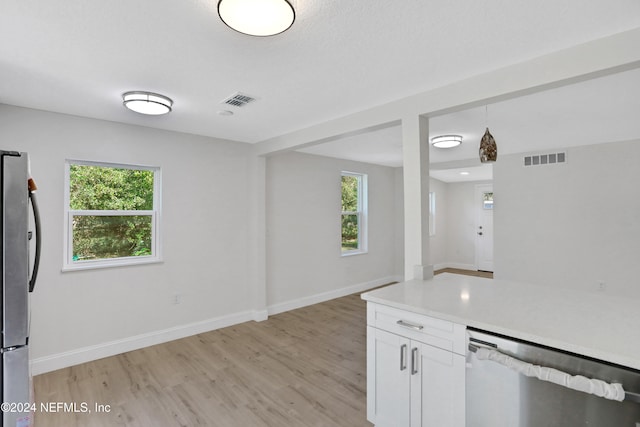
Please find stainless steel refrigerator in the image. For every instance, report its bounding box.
[1,151,40,427]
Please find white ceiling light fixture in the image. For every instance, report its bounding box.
[431,134,463,148]
[123,91,173,115]
[218,0,295,37]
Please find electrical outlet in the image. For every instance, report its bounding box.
[597,282,606,292]
[172,294,181,305]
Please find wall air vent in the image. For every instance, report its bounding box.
[523,152,566,167]
[221,92,257,108]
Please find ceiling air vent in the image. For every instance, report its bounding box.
[221,92,257,108]
[523,152,567,167]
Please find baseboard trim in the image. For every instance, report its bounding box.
[267,276,401,316]
[31,276,403,375]
[433,262,448,271]
[31,310,256,376]
[252,309,269,322]
[434,263,477,272]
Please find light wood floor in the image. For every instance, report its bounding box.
[33,293,373,427]
[435,267,493,279]
[33,270,488,427]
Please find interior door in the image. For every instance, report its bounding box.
[475,184,494,272]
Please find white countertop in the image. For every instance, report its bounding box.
[362,273,640,371]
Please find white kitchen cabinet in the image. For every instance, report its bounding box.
[368,327,411,426]
[367,303,465,427]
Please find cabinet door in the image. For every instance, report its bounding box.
[367,326,411,427]
[411,342,465,427]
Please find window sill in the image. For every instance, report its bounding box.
[341,250,368,257]
[62,256,163,272]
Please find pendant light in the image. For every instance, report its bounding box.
[479,106,497,162]
[218,0,295,37]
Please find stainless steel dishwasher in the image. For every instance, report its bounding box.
[466,328,640,427]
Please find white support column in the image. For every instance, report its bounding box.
[402,114,433,281]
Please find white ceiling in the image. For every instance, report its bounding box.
[299,67,640,181]
[2,0,640,179]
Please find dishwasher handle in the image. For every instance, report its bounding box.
[471,346,628,402]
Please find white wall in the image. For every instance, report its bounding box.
[442,181,474,269]
[0,105,257,373]
[393,174,491,273]
[428,177,448,270]
[443,181,493,270]
[394,168,405,276]
[266,152,401,312]
[494,139,640,298]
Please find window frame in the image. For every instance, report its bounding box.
[63,159,162,271]
[341,171,368,256]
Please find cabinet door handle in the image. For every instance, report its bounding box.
[411,347,419,375]
[396,320,424,331]
[400,344,407,371]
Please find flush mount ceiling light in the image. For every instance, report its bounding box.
[431,135,463,148]
[122,91,173,115]
[218,0,295,37]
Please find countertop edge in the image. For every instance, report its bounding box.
[362,276,640,371]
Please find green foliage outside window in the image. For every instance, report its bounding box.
[341,175,360,251]
[70,165,155,261]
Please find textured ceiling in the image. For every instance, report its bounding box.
[2,0,640,151]
[0,0,640,143]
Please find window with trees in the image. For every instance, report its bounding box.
[64,160,161,270]
[341,171,368,255]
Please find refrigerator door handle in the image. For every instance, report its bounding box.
[28,180,41,293]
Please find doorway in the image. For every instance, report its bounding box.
[475,184,494,272]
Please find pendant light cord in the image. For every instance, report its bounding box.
[485,105,489,129]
